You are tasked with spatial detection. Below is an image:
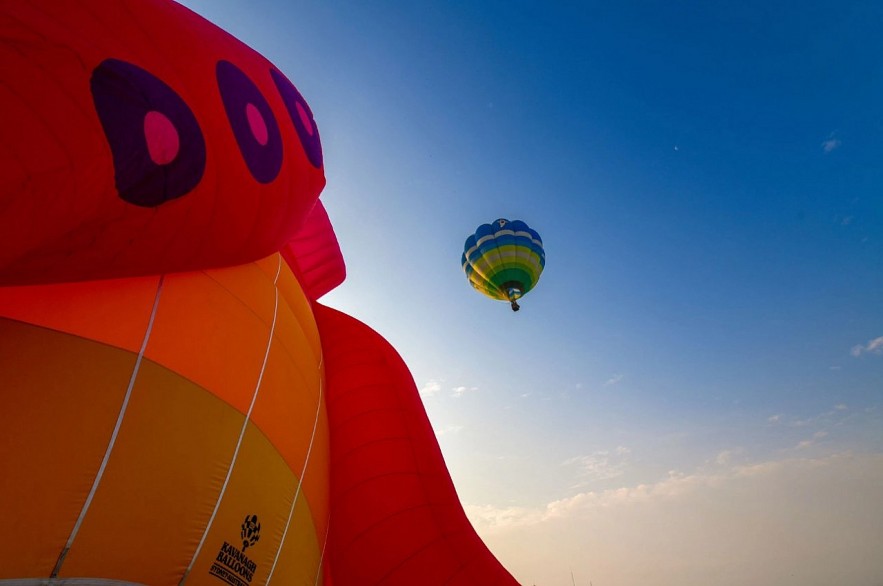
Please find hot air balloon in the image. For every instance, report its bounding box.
[462,218,545,311]
[0,2,520,585]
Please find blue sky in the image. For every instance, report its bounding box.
[180,2,882,584]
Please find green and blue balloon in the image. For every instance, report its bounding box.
[462,218,545,311]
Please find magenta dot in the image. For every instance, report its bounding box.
[143,110,180,165]
[295,101,314,136]
[245,102,269,145]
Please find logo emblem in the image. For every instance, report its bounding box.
[209,515,261,586]
[241,514,261,550]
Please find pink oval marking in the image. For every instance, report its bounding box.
[144,110,180,165]
[246,103,269,145]
[295,101,314,136]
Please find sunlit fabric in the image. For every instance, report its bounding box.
[0,1,518,584]
[0,255,330,583]
[462,218,545,310]
[0,1,324,286]
[315,304,520,586]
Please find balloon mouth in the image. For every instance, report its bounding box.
[503,282,523,300]
[504,284,523,312]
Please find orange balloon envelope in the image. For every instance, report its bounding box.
[0,255,331,584]
[0,1,519,585]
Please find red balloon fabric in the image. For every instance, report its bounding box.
[0,1,325,285]
[282,201,346,300]
[1,2,522,583]
[315,303,520,586]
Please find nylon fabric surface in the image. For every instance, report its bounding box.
[315,303,520,586]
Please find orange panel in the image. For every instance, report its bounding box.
[0,258,330,583]
[0,319,137,575]
[144,269,272,415]
[249,339,317,463]
[299,397,331,544]
[275,255,323,361]
[0,275,161,353]
[250,336,329,536]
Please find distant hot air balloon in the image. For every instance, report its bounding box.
[462,218,545,311]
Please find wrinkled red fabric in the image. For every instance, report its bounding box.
[315,303,520,586]
[282,201,346,299]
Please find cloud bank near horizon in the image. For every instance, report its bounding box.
[470,451,883,586]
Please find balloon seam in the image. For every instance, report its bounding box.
[51,274,166,578]
[179,256,281,585]
[265,357,325,583]
[312,512,331,586]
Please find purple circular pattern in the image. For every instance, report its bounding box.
[90,59,206,207]
[216,60,282,184]
[270,68,323,169]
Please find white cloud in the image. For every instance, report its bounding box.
[468,452,883,586]
[419,379,442,397]
[822,136,841,153]
[852,336,883,357]
[714,449,743,466]
[563,446,631,484]
[790,431,830,452]
[419,380,479,398]
[771,405,856,438]
[470,453,880,531]
[436,424,463,436]
[604,374,623,386]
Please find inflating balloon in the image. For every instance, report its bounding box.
[0,1,519,585]
[462,218,545,311]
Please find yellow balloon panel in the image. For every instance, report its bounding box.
[0,319,138,575]
[0,255,328,585]
[266,492,324,584]
[185,423,322,586]
[59,358,247,584]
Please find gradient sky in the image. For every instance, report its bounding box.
[179,2,883,584]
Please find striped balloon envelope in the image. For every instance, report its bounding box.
[462,218,545,311]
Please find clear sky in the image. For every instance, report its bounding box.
[179,2,882,584]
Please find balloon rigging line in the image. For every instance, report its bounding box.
[266,356,325,583]
[180,256,282,585]
[312,511,332,586]
[51,275,166,578]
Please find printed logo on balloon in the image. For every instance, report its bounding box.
[209,515,261,586]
